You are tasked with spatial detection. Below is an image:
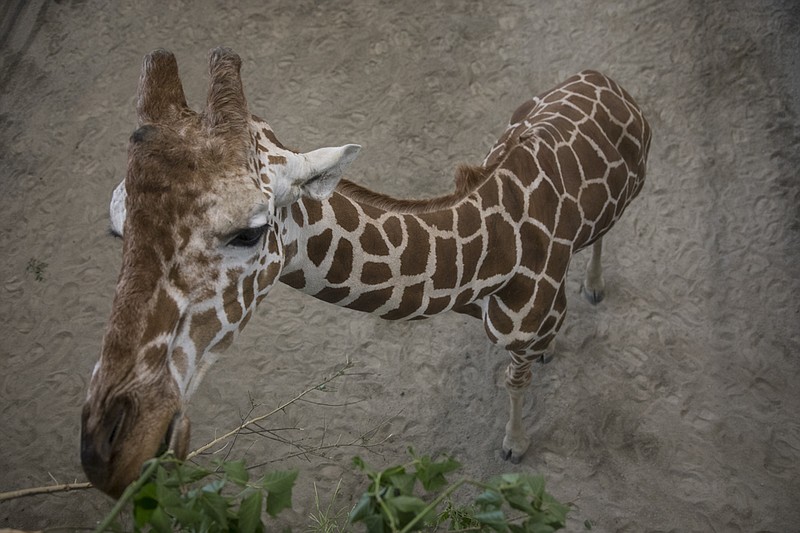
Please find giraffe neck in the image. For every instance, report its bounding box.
[276,177,515,320]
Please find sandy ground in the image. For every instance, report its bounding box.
[1,1,799,531]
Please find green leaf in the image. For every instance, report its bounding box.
[387,472,416,495]
[148,506,173,533]
[177,462,214,485]
[584,519,593,530]
[475,489,504,509]
[387,495,427,515]
[263,470,298,517]
[349,492,375,523]
[223,459,250,485]
[237,490,264,533]
[413,455,461,492]
[474,509,510,532]
[362,512,387,533]
[163,505,206,527]
[198,490,230,528]
[132,482,159,527]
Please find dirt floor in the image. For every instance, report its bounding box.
[1,1,799,531]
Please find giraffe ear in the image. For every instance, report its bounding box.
[275,144,361,207]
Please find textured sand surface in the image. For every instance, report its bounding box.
[1,1,799,531]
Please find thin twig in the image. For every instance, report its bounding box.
[0,482,92,502]
[186,361,353,460]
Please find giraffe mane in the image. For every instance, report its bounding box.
[336,164,495,213]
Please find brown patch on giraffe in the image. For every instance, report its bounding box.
[520,282,557,334]
[326,238,354,284]
[171,347,188,377]
[580,182,610,222]
[361,261,393,285]
[582,119,622,163]
[593,104,624,146]
[242,271,256,310]
[453,302,483,319]
[352,201,381,219]
[432,237,457,289]
[315,286,351,304]
[330,194,360,233]
[382,282,425,320]
[554,199,581,241]
[535,316,558,340]
[460,236,483,283]
[305,200,324,225]
[261,127,289,151]
[478,213,516,280]
[280,269,305,289]
[456,202,481,238]
[141,287,179,344]
[213,331,235,353]
[544,243,571,281]
[572,133,607,178]
[308,228,333,267]
[190,308,223,353]
[576,221,593,246]
[283,240,298,265]
[267,233,279,254]
[268,155,287,165]
[257,261,282,291]
[399,217,429,276]
[569,93,596,117]
[346,286,394,313]
[486,297,514,336]
[360,223,390,256]
[453,288,475,308]
[479,178,501,209]
[519,222,550,275]
[607,165,628,199]
[541,89,568,105]
[222,269,244,324]
[383,216,403,247]
[556,103,588,123]
[599,88,633,126]
[498,275,536,314]
[510,98,538,124]
[500,177,526,222]
[291,203,305,226]
[528,180,560,234]
[556,146,582,197]
[425,295,452,315]
[141,344,168,371]
[421,209,453,232]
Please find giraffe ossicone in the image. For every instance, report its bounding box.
[81,47,651,497]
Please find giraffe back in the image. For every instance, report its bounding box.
[484,70,651,252]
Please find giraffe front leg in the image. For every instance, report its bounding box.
[501,349,540,463]
[580,238,605,304]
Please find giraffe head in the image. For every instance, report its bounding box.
[80,48,359,498]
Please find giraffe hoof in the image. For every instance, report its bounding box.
[580,283,605,305]
[539,353,553,364]
[502,435,529,464]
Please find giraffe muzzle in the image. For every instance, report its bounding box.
[80,399,190,498]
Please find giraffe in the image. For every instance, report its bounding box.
[81,47,651,498]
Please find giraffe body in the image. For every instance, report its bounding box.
[81,49,650,497]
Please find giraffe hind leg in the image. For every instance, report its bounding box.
[580,238,605,305]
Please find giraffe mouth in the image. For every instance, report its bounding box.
[157,411,191,460]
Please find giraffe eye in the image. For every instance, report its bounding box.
[228,224,270,247]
